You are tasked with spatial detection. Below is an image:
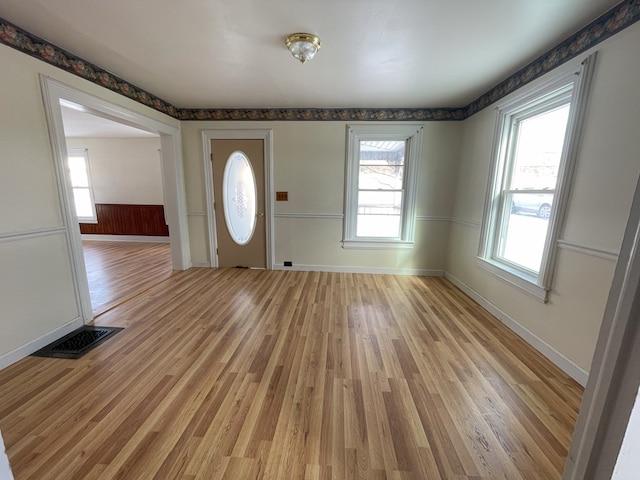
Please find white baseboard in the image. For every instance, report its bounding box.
[272,263,444,276]
[0,317,84,371]
[81,234,170,243]
[444,271,589,386]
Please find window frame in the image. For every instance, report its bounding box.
[343,124,423,249]
[67,148,98,223]
[477,54,596,302]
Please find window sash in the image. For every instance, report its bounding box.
[356,139,406,240]
[358,165,405,190]
[485,96,568,280]
[343,125,423,248]
[68,155,90,187]
[67,149,97,223]
[72,187,95,218]
[493,97,570,279]
[493,190,555,274]
[491,94,574,282]
[477,53,597,302]
[355,188,405,239]
[357,190,404,212]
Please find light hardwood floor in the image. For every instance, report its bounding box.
[0,268,583,479]
[82,240,173,316]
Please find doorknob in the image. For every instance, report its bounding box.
[257,212,264,218]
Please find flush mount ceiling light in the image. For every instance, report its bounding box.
[285,33,322,64]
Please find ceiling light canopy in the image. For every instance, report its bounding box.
[285,33,322,64]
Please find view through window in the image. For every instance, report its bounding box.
[343,124,422,248]
[497,103,571,273]
[356,140,405,238]
[67,149,96,222]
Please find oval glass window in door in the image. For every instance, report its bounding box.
[222,150,257,245]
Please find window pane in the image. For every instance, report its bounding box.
[509,104,570,190]
[357,190,402,237]
[497,192,553,272]
[68,156,89,187]
[495,104,569,274]
[359,140,405,203]
[359,165,404,190]
[357,191,402,215]
[511,192,554,219]
[359,141,405,166]
[73,187,94,218]
[222,151,257,245]
[357,215,401,238]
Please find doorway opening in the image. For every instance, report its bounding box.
[41,76,190,323]
[60,106,173,316]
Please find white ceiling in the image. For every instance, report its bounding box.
[60,105,158,138]
[0,0,623,109]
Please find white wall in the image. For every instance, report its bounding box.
[445,22,640,381]
[66,137,164,205]
[180,121,462,273]
[0,42,180,367]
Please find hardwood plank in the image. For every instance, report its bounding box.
[0,269,583,479]
[82,240,173,316]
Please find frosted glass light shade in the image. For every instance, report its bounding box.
[285,33,322,64]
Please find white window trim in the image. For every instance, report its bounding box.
[343,124,423,249]
[68,148,98,223]
[477,53,597,302]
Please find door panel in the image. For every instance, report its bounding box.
[211,139,266,268]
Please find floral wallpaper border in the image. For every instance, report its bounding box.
[177,108,465,121]
[0,0,638,122]
[0,19,180,118]
[465,0,640,117]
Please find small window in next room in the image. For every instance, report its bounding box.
[477,53,596,302]
[343,124,423,249]
[67,148,97,223]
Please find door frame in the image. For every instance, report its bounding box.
[202,129,274,269]
[41,76,191,322]
[563,171,640,478]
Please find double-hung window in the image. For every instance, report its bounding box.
[67,148,97,223]
[343,125,423,249]
[478,54,596,301]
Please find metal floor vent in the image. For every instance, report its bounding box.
[32,326,123,359]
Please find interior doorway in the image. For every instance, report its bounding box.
[41,76,190,323]
[61,105,174,315]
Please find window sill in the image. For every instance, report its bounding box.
[475,256,548,303]
[78,218,98,224]
[343,240,414,250]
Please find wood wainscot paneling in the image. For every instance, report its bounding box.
[80,204,169,236]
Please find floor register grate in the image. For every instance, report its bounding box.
[31,326,123,359]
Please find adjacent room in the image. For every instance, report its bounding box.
[61,107,173,315]
[0,0,639,478]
